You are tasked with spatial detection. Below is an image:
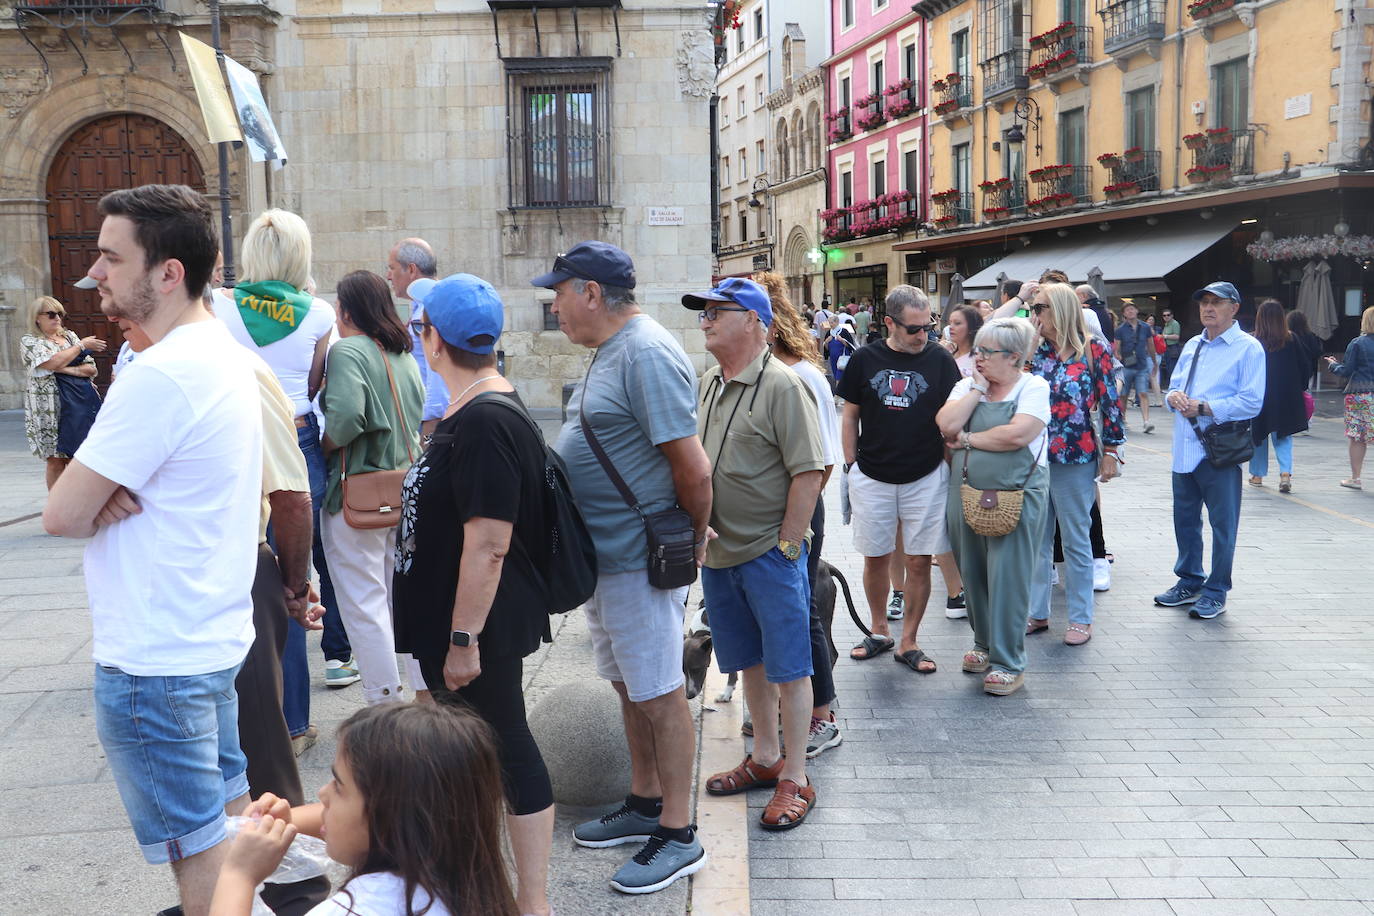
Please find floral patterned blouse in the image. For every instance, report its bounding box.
[21,330,78,459]
[1029,338,1125,465]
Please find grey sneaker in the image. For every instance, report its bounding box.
[805,715,842,758]
[573,801,659,849]
[886,592,905,620]
[610,831,707,895]
[1189,596,1227,619]
[1154,583,1201,607]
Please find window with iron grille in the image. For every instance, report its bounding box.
[505,60,611,209]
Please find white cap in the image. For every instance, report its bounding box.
[73,276,98,290]
[406,277,437,304]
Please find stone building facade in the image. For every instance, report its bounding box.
[0,0,717,410]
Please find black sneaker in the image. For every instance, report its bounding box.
[944,591,967,619]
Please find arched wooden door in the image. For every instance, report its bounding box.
[45,114,206,383]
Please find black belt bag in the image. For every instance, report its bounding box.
[1182,337,1255,469]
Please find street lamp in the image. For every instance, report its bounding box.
[1005,95,1042,158]
[747,176,769,208]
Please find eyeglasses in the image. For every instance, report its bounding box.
[1030,303,1050,314]
[891,320,937,335]
[408,318,427,335]
[698,305,751,322]
[41,311,64,320]
[974,346,1015,358]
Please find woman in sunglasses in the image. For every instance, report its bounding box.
[936,317,1050,696]
[21,296,106,488]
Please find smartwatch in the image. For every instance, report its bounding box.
[451,629,476,648]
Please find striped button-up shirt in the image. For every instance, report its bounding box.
[1166,320,1266,473]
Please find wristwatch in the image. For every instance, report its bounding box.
[450,629,477,648]
[286,582,310,601]
[778,539,802,562]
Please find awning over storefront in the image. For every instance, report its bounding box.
[960,219,1237,298]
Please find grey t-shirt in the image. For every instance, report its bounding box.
[554,315,698,574]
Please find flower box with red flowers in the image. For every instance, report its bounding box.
[1103,180,1141,200]
[853,92,880,109]
[886,97,916,118]
[1050,21,1075,39]
[855,110,888,131]
[978,177,1011,192]
[1123,146,1145,162]
[931,79,947,92]
[1027,61,1049,80]
[932,188,960,203]
[1206,126,1233,145]
[1051,192,1075,207]
[819,208,845,220]
[883,78,915,97]
[1097,152,1123,169]
[934,99,960,115]
[983,206,1011,220]
[1185,166,1209,184]
[933,214,957,228]
[1183,132,1207,150]
[823,226,854,242]
[824,108,851,123]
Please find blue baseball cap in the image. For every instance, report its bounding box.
[681,277,774,327]
[1192,281,1241,303]
[422,273,504,354]
[531,241,636,289]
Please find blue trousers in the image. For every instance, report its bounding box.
[1248,433,1293,478]
[1031,462,1097,625]
[1171,461,1242,604]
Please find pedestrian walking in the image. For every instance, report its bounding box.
[320,269,425,704]
[386,236,449,437]
[390,274,555,916]
[840,285,961,671]
[1248,299,1310,493]
[534,242,713,895]
[936,318,1050,696]
[1156,281,1266,619]
[1115,303,1157,433]
[1159,307,1182,384]
[44,184,264,916]
[1325,305,1374,489]
[21,296,106,489]
[853,302,871,341]
[757,270,844,759]
[1026,284,1124,645]
[688,278,825,831]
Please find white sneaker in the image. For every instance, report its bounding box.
[1093,558,1111,592]
[1049,564,1060,587]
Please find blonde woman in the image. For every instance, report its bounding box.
[20,296,106,488]
[755,272,843,757]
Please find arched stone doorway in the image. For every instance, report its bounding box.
[782,226,815,308]
[45,114,206,380]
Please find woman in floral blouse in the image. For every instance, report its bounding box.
[20,296,106,488]
[1025,284,1124,645]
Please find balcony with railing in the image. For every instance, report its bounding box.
[980,49,1030,100]
[931,74,972,119]
[1098,0,1166,55]
[1184,128,1255,185]
[853,93,888,133]
[882,80,920,121]
[1096,149,1161,201]
[931,190,974,230]
[824,192,919,241]
[980,179,1028,221]
[826,109,853,144]
[1028,24,1094,89]
[1025,164,1092,215]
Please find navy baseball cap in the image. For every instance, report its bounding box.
[1192,281,1241,303]
[681,277,774,327]
[422,273,504,354]
[531,241,636,289]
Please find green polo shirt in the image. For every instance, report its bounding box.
[698,347,825,569]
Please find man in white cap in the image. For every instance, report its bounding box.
[386,237,448,436]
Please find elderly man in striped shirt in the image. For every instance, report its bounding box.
[1154,281,1266,620]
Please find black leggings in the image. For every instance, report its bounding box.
[419,652,554,816]
[1054,497,1107,562]
[806,498,837,709]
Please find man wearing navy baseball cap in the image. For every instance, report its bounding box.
[685,276,826,832]
[1155,280,1265,620]
[534,243,714,895]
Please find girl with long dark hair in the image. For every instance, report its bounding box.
[212,703,519,916]
[1248,299,1309,492]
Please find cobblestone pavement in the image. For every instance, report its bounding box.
[741,407,1374,915]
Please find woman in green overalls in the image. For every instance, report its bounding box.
[937,318,1051,696]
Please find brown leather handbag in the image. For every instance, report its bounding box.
[340,342,415,530]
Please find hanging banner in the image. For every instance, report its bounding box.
[223,55,288,169]
[179,32,242,144]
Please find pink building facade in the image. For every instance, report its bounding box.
[822,0,930,308]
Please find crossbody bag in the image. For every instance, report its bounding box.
[1182,337,1254,468]
[340,341,415,529]
[958,381,1046,538]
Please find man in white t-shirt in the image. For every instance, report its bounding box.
[44,184,263,916]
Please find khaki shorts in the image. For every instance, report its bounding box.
[848,463,952,557]
[583,569,689,702]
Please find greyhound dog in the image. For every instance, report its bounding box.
[682,560,867,702]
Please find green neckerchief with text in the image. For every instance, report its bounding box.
[232,280,313,346]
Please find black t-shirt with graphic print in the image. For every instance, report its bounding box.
[837,339,960,485]
[392,391,551,663]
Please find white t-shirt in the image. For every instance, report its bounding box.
[75,319,263,676]
[788,358,840,468]
[212,288,336,416]
[306,872,452,916]
[948,374,1052,467]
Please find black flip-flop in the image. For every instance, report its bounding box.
[894,649,937,673]
[850,634,894,661]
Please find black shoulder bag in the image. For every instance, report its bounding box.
[1182,338,1254,468]
[578,355,697,590]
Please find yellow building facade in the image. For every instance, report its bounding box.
[904,0,1374,345]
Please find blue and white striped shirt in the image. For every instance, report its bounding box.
[1166,321,1266,473]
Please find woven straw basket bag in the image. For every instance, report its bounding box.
[960,484,1025,537]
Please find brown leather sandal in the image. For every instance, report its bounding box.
[705,754,783,796]
[760,779,817,831]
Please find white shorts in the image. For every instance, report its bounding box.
[849,463,952,557]
[583,569,689,703]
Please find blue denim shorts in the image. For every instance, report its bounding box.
[94,663,249,864]
[701,546,814,684]
[1120,365,1152,401]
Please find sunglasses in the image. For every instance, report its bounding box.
[974,346,1015,358]
[41,310,65,320]
[891,320,937,335]
[698,305,751,322]
[1031,303,1050,314]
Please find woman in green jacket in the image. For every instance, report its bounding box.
[321,270,424,705]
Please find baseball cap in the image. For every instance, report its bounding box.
[406,277,437,305]
[681,277,774,328]
[1192,281,1241,303]
[73,276,98,290]
[531,241,636,289]
[422,273,504,354]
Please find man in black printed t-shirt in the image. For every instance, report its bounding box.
[837,285,960,674]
